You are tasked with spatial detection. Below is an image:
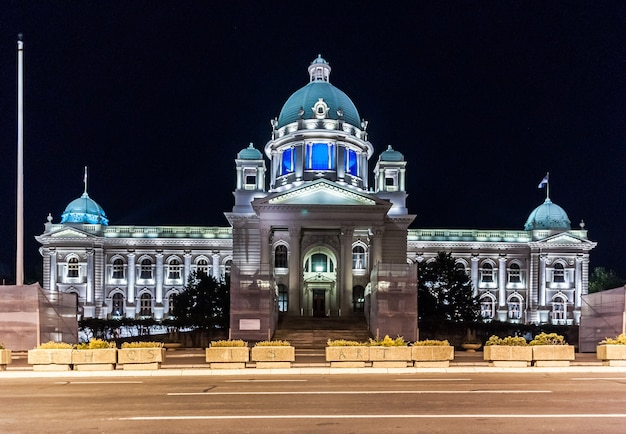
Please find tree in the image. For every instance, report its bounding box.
[418,251,481,323]
[588,267,626,293]
[172,271,230,331]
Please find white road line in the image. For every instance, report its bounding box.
[118,413,626,421]
[226,379,308,382]
[572,377,626,381]
[167,390,550,396]
[396,378,472,381]
[54,381,143,385]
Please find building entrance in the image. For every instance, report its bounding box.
[313,289,325,317]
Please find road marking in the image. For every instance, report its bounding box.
[167,390,550,396]
[572,377,626,381]
[119,413,626,421]
[396,378,471,381]
[54,381,143,385]
[226,379,308,383]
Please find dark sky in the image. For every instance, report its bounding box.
[1,1,625,281]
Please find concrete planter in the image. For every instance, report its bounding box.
[0,349,12,370]
[369,346,412,368]
[596,345,626,366]
[251,346,295,369]
[71,349,117,371]
[205,347,249,369]
[117,348,165,370]
[325,346,370,368]
[412,346,454,367]
[484,346,532,367]
[532,345,575,367]
[28,349,73,371]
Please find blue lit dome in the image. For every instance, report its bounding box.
[524,198,571,231]
[277,55,360,128]
[237,143,263,160]
[379,145,404,162]
[61,192,109,225]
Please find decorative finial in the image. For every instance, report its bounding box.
[18,33,23,42]
[579,219,585,229]
[47,213,53,223]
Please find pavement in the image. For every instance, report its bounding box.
[3,348,626,378]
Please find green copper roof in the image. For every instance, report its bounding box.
[379,145,404,162]
[237,143,263,160]
[524,198,571,231]
[61,193,109,225]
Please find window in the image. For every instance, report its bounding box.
[281,148,294,175]
[244,170,257,190]
[224,260,232,279]
[480,295,495,319]
[67,257,79,278]
[197,259,209,275]
[552,296,567,320]
[352,246,366,270]
[168,259,181,280]
[553,263,565,283]
[278,284,288,312]
[384,170,398,191]
[345,148,358,176]
[508,298,522,319]
[168,293,176,316]
[112,258,124,279]
[139,293,152,317]
[140,259,152,279]
[309,253,333,273]
[480,263,494,283]
[305,142,335,170]
[112,293,124,317]
[353,286,365,312]
[508,263,521,283]
[274,245,288,269]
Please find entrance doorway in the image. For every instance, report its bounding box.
[313,289,325,317]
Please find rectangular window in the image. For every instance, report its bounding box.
[345,149,357,175]
[306,143,334,170]
[281,148,293,175]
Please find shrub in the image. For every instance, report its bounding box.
[599,333,626,345]
[412,339,450,346]
[368,335,407,347]
[254,340,291,347]
[121,341,163,348]
[37,341,74,349]
[210,340,247,347]
[529,332,567,346]
[327,339,366,347]
[485,335,528,346]
[76,339,116,350]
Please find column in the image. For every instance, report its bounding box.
[84,250,95,318]
[260,226,270,266]
[370,227,383,266]
[49,248,57,292]
[498,256,507,307]
[212,252,221,280]
[183,251,192,284]
[470,255,479,297]
[341,227,354,316]
[127,251,136,312]
[155,252,164,320]
[539,255,546,307]
[288,226,301,315]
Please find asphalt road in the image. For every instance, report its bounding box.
[2,373,625,433]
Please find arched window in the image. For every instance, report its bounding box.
[552,295,567,320]
[139,293,152,317]
[224,260,232,280]
[67,257,79,278]
[275,245,288,269]
[310,253,333,273]
[553,263,565,283]
[140,259,152,279]
[112,258,124,279]
[352,286,365,312]
[508,263,521,283]
[480,294,496,319]
[508,297,522,319]
[352,246,366,270]
[197,259,210,275]
[278,284,288,312]
[168,292,176,316]
[480,263,493,283]
[112,293,124,317]
[168,259,181,280]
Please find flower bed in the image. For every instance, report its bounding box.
[597,334,626,366]
[118,342,165,370]
[251,340,294,369]
[411,340,454,367]
[206,340,249,369]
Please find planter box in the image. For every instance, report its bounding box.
[118,348,165,370]
[484,346,532,367]
[597,345,626,367]
[532,345,575,367]
[72,349,117,371]
[369,346,412,368]
[251,346,295,369]
[28,349,73,371]
[206,347,249,369]
[325,346,370,368]
[0,349,12,370]
[412,346,454,367]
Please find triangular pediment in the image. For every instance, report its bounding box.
[535,232,592,245]
[50,228,92,238]
[258,179,384,207]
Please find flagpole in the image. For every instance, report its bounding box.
[546,171,550,200]
[16,34,24,286]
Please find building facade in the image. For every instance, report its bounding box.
[36,56,596,340]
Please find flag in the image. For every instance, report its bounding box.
[537,173,549,189]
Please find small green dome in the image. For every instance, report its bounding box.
[379,145,404,162]
[61,193,109,225]
[524,198,571,231]
[237,143,263,160]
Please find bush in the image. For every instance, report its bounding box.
[121,341,163,348]
[599,333,626,345]
[368,335,407,347]
[76,339,116,350]
[254,340,291,347]
[412,339,450,346]
[529,332,567,346]
[210,340,247,347]
[327,339,366,347]
[485,335,528,346]
[37,341,74,349]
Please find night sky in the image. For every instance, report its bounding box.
[1,1,624,282]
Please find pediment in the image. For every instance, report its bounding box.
[536,233,589,245]
[258,180,385,207]
[50,228,91,238]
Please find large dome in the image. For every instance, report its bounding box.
[524,198,571,231]
[277,55,360,128]
[61,192,109,225]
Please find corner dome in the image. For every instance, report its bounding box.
[379,145,404,162]
[237,143,263,160]
[524,198,571,231]
[61,192,109,225]
[277,55,360,128]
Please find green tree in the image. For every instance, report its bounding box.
[588,267,626,293]
[418,251,481,323]
[172,271,230,330]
